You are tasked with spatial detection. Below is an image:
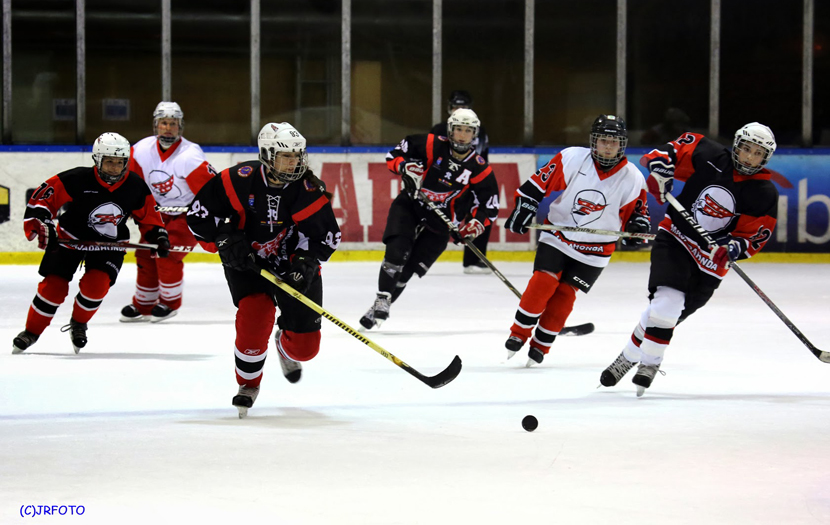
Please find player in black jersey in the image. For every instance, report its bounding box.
[600,122,780,396]
[359,108,499,330]
[12,133,169,355]
[430,90,492,274]
[187,122,340,418]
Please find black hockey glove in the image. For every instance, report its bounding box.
[398,161,425,196]
[215,227,256,272]
[712,235,747,268]
[504,196,538,234]
[146,227,170,258]
[286,255,319,294]
[621,215,651,247]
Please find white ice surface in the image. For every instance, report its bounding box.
[1,261,829,524]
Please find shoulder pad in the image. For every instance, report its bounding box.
[475,155,486,165]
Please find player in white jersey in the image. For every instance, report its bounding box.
[503,115,651,366]
[120,101,216,323]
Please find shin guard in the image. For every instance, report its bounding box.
[234,294,277,387]
[25,275,70,335]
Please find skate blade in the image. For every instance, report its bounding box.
[506,350,518,360]
[525,358,536,368]
[237,406,248,419]
[150,310,178,324]
[119,316,150,323]
[636,386,646,397]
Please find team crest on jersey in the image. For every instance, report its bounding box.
[570,190,608,226]
[692,186,736,233]
[88,202,125,238]
[420,188,451,203]
[238,166,253,177]
[476,155,485,165]
[148,170,181,198]
[251,229,288,260]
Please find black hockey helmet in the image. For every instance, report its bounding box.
[590,114,628,169]
[447,90,473,113]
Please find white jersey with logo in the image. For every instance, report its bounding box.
[130,136,214,216]
[517,147,649,268]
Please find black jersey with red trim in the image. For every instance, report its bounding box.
[24,166,165,243]
[385,133,499,228]
[642,133,779,277]
[187,161,341,273]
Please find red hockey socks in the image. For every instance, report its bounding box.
[509,270,561,341]
[234,294,276,387]
[533,282,578,353]
[132,249,159,315]
[277,330,321,362]
[25,275,70,335]
[71,269,111,324]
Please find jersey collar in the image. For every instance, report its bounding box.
[156,137,182,161]
[594,156,629,180]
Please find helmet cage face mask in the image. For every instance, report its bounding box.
[590,114,628,168]
[92,133,131,185]
[257,123,308,184]
[153,102,184,148]
[732,123,776,176]
[447,108,480,154]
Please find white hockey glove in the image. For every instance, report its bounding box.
[646,156,675,204]
[398,161,425,195]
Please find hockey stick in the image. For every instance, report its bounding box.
[259,268,462,388]
[56,239,194,253]
[530,223,656,240]
[418,192,595,336]
[665,193,829,363]
[417,192,524,298]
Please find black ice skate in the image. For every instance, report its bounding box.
[632,363,663,397]
[120,304,149,323]
[60,319,88,354]
[600,351,637,387]
[505,336,523,359]
[12,330,39,354]
[360,292,392,330]
[150,304,178,323]
[526,346,545,368]
[232,385,260,419]
[275,330,302,384]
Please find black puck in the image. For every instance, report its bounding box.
[522,415,538,432]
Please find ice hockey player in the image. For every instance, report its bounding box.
[120,101,216,323]
[12,133,169,355]
[430,90,492,274]
[600,122,779,396]
[187,122,340,418]
[359,108,499,330]
[504,115,650,367]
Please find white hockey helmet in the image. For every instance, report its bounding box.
[257,122,308,184]
[153,101,184,148]
[447,108,480,153]
[92,132,131,185]
[732,122,776,176]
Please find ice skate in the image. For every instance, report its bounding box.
[232,385,260,419]
[633,363,663,397]
[526,346,545,367]
[600,351,637,387]
[463,263,491,275]
[60,319,88,354]
[275,330,302,384]
[505,335,524,359]
[150,303,178,323]
[359,306,376,330]
[12,330,39,354]
[360,292,391,330]
[120,304,149,323]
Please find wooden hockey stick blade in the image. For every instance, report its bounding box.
[259,269,463,388]
[530,224,655,240]
[56,239,194,253]
[558,322,595,337]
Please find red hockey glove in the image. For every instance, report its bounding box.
[712,235,747,268]
[24,218,56,251]
[645,156,675,204]
[458,218,485,240]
